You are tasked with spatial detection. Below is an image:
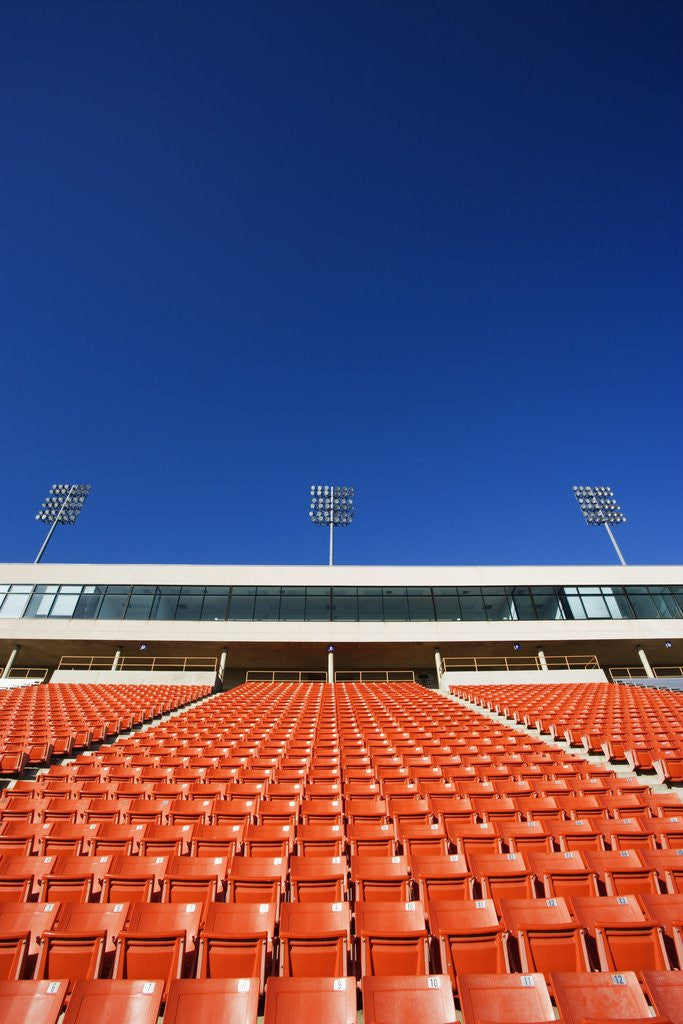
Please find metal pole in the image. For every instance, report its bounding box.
[327,646,335,683]
[604,522,626,566]
[328,487,334,566]
[34,485,76,563]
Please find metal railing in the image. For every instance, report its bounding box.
[609,665,683,682]
[0,667,49,682]
[58,655,217,673]
[245,671,329,683]
[441,655,600,673]
[335,671,416,683]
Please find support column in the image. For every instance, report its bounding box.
[637,646,655,679]
[218,648,228,683]
[2,647,19,679]
[537,649,548,670]
[435,649,448,694]
[327,645,335,684]
[112,648,122,671]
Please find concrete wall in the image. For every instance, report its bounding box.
[444,669,608,687]
[50,669,216,687]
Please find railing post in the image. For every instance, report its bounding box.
[112,648,122,671]
[537,649,548,670]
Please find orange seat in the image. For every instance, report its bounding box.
[226,857,287,906]
[197,903,276,991]
[0,979,67,1024]
[350,856,411,902]
[429,901,509,991]
[551,970,652,1024]
[527,850,599,899]
[0,902,60,958]
[643,970,683,1024]
[289,856,346,902]
[356,900,429,976]
[361,974,456,1024]
[55,902,129,955]
[0,933,29,980]
[594,920,672,972]
[584,849,658,896]
[114,931,185,997]
[264,976,357,1024]
[469,852,534,903]
[279,903,349,978]
[35,932,106,992]
[164,977,259,1024]
[62,979,163,1024]
[458,972,555,1024]
[410,855,472,902]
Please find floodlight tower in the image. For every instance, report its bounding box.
[34,484,91,563]
[309,485,355,566]
[573,485,627,565]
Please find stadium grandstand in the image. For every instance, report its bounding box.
[0,559,681,1023]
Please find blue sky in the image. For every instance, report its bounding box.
[1,2,681,567]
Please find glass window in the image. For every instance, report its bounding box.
[253,587,280,621]
[228,587,255,620]
[407,588,435,621]
[580,593,610,618]
[332,587,357,621]
[601,587,633,619]
[357,587,382,620]
[0,585,34,618]
[151,588,179,620]
[561,588,586,619]
[382,587,408,620]
[510,588,537,620]
[529,588,563,620]
[125,586,156,620]
[433,588,460,620]
[457,589,487,620]
[647,588,679,619]
[625,589,658,618]
[175,587,204,620]
[201,588,229,621]
[50,585,83,617]
[671,588,683,616]
[481,589,516,621]
[97,586,130,619]
[280,587,306,620]
[73,585,105,619]
[25,585,58,618]
[305,587,331,621]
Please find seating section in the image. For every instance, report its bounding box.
[0,683,210,771]
[0,677,680,1022]
[453,680,683,784]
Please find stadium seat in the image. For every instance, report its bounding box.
[350,855,411,901]
[114,931,185,997]
[62,978,164,1024]
[551,970,653,1024]
[35,931,106,992]
[457,972,555,1024]
[361,974,456,1024]
[164,977,259,1024]
[264,976,357,1024]
[356,900,429,976]
[0,979,67,1024]
[642,970,683,1024]
[410,854,472,902]
[55,901,129,955]
[279,903,349,977]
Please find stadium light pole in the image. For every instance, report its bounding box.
[34,484,91,563]
[309,485,355,566]
[572,485,627,566]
